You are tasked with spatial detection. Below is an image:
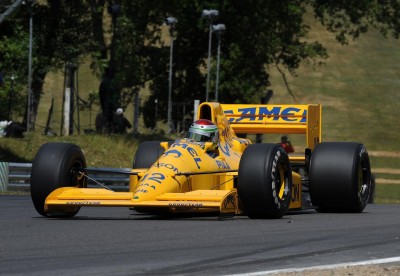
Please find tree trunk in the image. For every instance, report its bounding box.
[22,69,46,130]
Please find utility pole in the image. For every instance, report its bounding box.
[133,92,139,135]
[62,63,77,136]
[26,0,35,132]
[7,74,15,121]
[202,9,219,102]
[165,16,177,134]
[212,24,226,102]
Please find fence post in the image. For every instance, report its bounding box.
[0,162,9,191]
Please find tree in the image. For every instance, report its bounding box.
[1,0,399,131]
[86,0,165,125]
[134,0,400,128]
[311,0,400,43]
[0,0,93,127]
[133,1,330,127]
[0,24,29,121]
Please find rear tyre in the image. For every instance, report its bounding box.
[238,144,292,219]
[309,142,371,213]
[30,143,87,217]
[133,141,172,169]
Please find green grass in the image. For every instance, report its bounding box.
[269,27,400,152]
[0,131,174,168]
[1,133,136,168]
[374,174,400,180]
[369,156,400,169]
[375,185,400,203]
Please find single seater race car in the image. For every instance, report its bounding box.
[30,102,371,219]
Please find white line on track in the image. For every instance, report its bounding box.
[227,256,400,276]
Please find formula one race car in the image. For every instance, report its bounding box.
[30,102,372,219]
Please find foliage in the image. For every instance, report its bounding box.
[114,0,400,127]
[0,24,28,120]
[0,132,139,167]
[311,0,400,43]
[117,1,331,127]
[0,0,93,124]
[1,0,399,129]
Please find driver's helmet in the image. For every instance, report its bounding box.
[186,119,219,143]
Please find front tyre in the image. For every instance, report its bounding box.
[238,144,292,219]
[30,143,87,217]
[133,141,173,169]
[309,142,371,213]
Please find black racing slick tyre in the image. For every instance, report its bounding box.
[238,144,292,219]
[309,142,371,213]
[133,141,172,169]
[30,143,87,217]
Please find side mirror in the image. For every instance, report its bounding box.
[203,142,215,152]
[160,142,170,151]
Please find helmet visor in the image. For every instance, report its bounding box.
[187,130,212,142]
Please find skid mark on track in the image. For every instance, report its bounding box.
[230,256,400,275]
[139,239,399,275]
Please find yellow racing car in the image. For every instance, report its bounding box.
[30,102,371,218]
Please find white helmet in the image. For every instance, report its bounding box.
[186,119,218,143]
[116,108,123,115]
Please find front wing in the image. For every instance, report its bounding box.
[45,187,238,215]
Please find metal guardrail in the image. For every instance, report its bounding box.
[7,162,130,192]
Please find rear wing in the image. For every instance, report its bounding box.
[220,104,322,150]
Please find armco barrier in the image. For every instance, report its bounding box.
[0,162,9,191]
[8,163,31,191]
[7,163,130,192]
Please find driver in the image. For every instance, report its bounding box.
[186,119,219,153]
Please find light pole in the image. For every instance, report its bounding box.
[212,24,225,102]
[165,16,177,134]
[8,74,15,121]
[26,0,35,132]
[108,3,121,73]
[202,9,218,102]
[154,98,158,121]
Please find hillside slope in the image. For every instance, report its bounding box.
[269,21,400,152]
[35,17,400,153]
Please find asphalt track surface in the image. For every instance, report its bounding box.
[1,195,399,276]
